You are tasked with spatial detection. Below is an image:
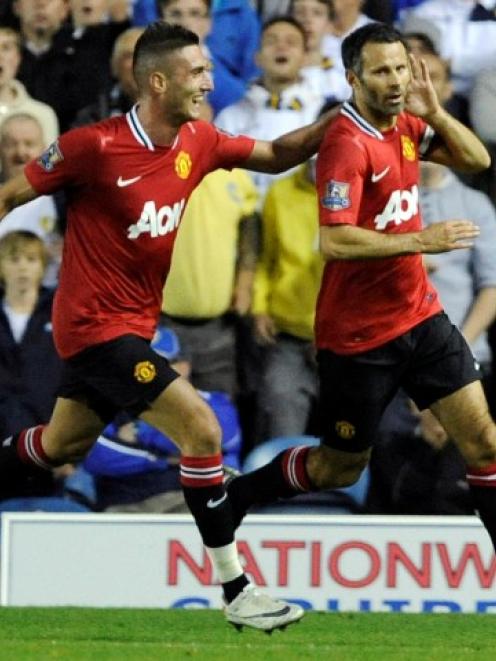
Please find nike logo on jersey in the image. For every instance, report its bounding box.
[117,175,142,187]
[371,166,390,183]
[206,493,228,509]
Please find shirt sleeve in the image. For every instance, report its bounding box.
[199,121,255,172]
[316,132,367,227]
[407,113,435,157]
[24,125,102,195]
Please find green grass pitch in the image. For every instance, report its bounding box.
[0,608,494,660]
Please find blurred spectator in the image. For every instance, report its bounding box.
[257,1,291,21]
[215,15,324,198]
[0,26,59,146]
[162,161,260,399]
[251,156,324,443]
[0,0,18,28]
[157,0,251,115]
[401,0,496,98]
[206,0,261,87]
[392,0,428,21]
[81,326,243,512]
[470,65,496,203]
[321,0,373,76]
[291,0,351,101]
[0,231,62,439]
[73,26,143,126]
[0,113,64,287]
[15,0,129,131]
[132,0,158,25]
[403,29,437,56]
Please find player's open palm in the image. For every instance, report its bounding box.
[420,220,480,253]
[405,54,440,119]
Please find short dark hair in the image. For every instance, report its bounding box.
[403,31,438,56]
[133,21,199,86]
[261,15,307,46]
[342,22,409,76]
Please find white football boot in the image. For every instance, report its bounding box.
[225,584,305,632]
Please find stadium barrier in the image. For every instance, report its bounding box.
[1,513,495,613]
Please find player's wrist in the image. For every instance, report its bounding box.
[422,105,447,127]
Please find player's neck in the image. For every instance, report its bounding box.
[352,99,397,132]
[135,103,180,147]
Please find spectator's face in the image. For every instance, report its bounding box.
[292,1,330,52]
[0,31,21,85]
[0,242,45,292]
[330,0,362,21]
[258,22,306,84]
[0,116,45,180]
[351,40,410,118]
[14,0,69,37]
[160,0,211,43]
[112,31,142,99]
[422,52,452,105]
[70,0,108,27]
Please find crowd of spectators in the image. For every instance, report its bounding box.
[2,0,496,516]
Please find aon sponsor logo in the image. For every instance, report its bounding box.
[127,199,186,239]
[374,185,418,231]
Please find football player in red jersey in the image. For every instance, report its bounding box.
[227,23,496,555]
[0,22,339,631]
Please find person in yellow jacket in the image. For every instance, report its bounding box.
[162,167,259,399]
[252,158,324,442]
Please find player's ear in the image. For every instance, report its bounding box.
[346,69,359,90]
[150,71,167,94]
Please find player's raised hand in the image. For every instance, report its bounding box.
[419,220,480,253]
[405,54,440,120]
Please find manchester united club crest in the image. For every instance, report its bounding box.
[335,420,356,439]
[401,135,416,162]
[134,361,157,383]
[175,151,192,179]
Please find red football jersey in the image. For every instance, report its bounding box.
[25,107,254,358]
[315,102,442,354]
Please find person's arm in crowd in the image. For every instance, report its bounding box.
[232,212,260,316]
[407,55,490,172]
[0,173,38,220]
[244,106,340,173]
[461,287,496,346]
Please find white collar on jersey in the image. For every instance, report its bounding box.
[126,105,155,151]
[125,104,181,151]
[340,102,384,140]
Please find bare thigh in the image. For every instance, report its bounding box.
[42,397,107,462]
[140,376,221,457]
[430,381,496,466]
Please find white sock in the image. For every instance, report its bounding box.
[205,541,245,583]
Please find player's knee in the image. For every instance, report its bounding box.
[186,407,222,456]
[307,445,369,490]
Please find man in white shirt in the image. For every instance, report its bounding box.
[215,16,325,199]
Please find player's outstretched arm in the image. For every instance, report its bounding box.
[243,106,340,174]
[320,220,480,261]
[406,55,490,172]
[0,173,38,221]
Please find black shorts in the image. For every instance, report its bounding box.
[317,313,481,453]
[57,334,180,423]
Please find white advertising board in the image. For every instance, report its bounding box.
[1,513,495,612]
